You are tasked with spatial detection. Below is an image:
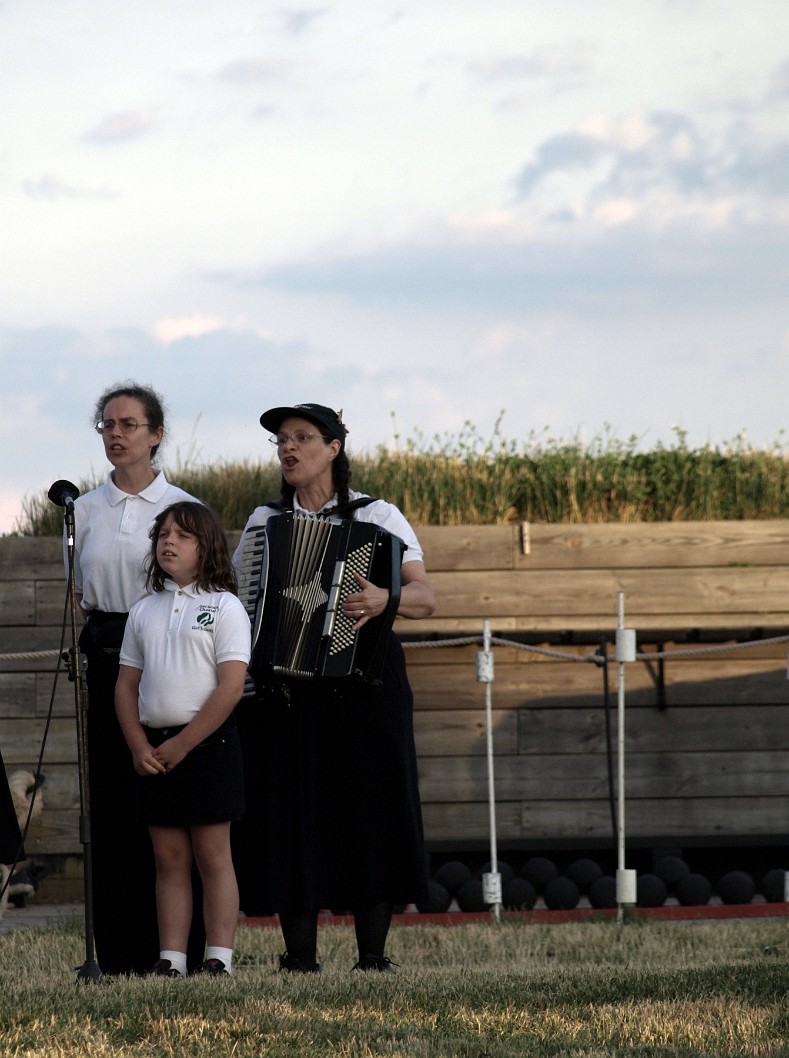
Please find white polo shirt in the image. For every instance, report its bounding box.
[233,489,424,569]
[69,470,197,613]
[119,581,252,728]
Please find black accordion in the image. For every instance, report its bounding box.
[237,511,405,691]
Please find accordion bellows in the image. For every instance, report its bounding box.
[237,512,405,688]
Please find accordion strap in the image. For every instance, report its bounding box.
[264,496,378,519]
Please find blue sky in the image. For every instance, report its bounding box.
[1,1,788,531]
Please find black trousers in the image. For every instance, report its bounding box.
[80,614,205,974]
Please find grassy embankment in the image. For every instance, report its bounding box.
[16,424,789,535]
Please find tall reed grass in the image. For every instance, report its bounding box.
[14,423,789,535]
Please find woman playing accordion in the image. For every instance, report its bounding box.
[232,402,435,973]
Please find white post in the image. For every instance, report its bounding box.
[615,592,637,924]
[477,619,502,922]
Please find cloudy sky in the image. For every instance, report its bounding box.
[2,1,788,532]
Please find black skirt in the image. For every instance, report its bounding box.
[137,715,244,827]
[233,633,428,914]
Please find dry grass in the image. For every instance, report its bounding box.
[14,424,789,536]
[2,914,789,1056]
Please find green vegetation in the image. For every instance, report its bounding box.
[2,916,789,1056]
[15,422,789,535]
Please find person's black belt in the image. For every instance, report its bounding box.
[86,610,128,623]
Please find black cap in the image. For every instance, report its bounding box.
[260,403,348,447]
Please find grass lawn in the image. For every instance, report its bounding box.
[2,913,789,1056]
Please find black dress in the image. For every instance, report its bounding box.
[234,632,427,914]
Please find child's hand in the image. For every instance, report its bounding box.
[132,744,167,777]
[152,737,188,772]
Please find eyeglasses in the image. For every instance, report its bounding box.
[95,419,153,435]
[269,430,321,448]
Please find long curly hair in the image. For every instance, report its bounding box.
[146,502,237,594]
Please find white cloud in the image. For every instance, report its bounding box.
[153,315,228,344]
[217,58,294,84]
[0,492,28,535]
[82,108,157,144]
[281,8,330,36]
[468,39,597,80]
[767,59,789,100]
[592,199,637,225]
[21,175,120,202]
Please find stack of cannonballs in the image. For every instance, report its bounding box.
[416,854,787,913]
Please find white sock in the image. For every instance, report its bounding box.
[160,950,187,976]
[206,946,233,973]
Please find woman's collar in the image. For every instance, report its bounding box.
[293,491,337,515]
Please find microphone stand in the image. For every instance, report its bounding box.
[62,501,103,981]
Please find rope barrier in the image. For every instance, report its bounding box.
[400,629,789,665]
[0,650,61,662]
[1,630,788,667]
[490,637,602,662]
[633,633,789,660]
[400,636,482,649]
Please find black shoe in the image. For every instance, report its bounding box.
[192,958,229,976]
[148,959,183,978]
[278,952,322,974]
[352,954,397,973]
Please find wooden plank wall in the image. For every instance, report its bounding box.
[2,522,789,866]
[409,521,789,850]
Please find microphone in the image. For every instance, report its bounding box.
[48,479,80,510]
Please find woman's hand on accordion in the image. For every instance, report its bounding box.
[343,573,390,629]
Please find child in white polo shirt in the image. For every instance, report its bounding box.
[116,501,251,977]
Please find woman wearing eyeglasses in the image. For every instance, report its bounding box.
[69,382,202,975]
[232,403,435,973]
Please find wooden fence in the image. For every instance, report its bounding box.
[2,522,789,887]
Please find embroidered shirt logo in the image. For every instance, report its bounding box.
[195,610,215,628]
